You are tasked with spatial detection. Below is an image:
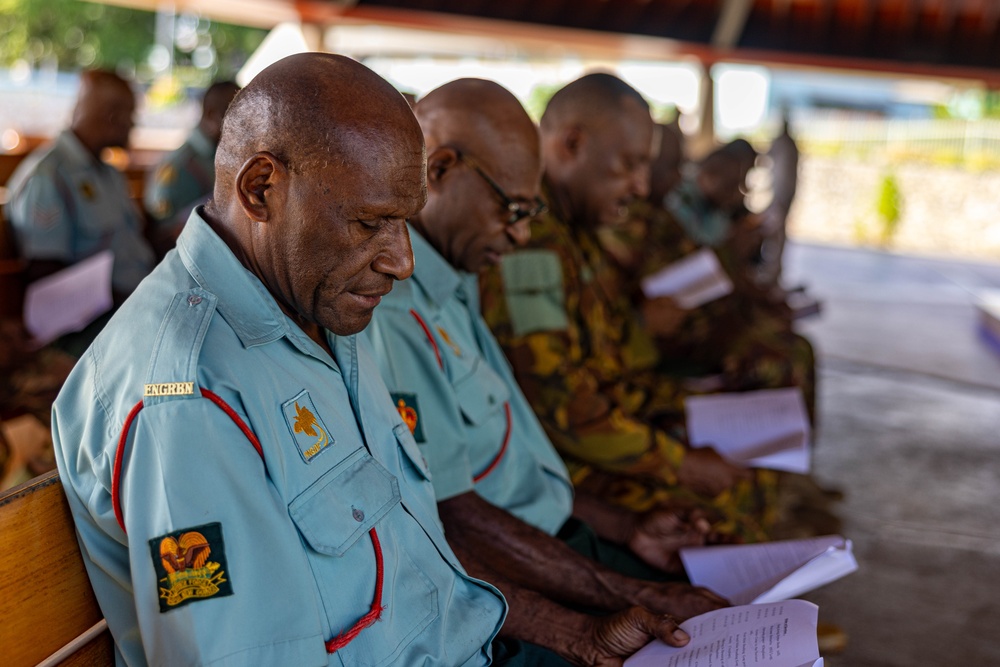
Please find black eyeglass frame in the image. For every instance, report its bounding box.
[454,150,547,226]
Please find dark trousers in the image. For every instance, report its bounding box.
[491,637,574,667]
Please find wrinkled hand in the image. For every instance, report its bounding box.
[578,606,690,667]
[641,296,689,338]
[627,508,713,573]
[677,446,753,498]
[632,580,730,621]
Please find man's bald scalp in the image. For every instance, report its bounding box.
[73,70,131,122]
[214,53,418,196]
[414,78,538,162]
[78,69,130,96]
[540,72,648,134]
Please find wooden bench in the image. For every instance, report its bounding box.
[0,471,114,666]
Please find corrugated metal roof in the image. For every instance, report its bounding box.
[338,0,1000,75]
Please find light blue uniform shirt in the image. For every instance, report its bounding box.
[144,127,215,230]
[52,211,506,667]
[5,130,154,293]
[364,227,574,536]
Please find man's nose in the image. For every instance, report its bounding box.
[375,219,415,281]
[632,163,651,199]
[506,217,532,247]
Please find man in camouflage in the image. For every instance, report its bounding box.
[601,123,816,420]
[480,74,775,541]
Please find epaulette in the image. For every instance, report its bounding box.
[141,288,217,407]
[499,250,569,337]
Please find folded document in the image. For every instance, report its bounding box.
[624,600,823,667]
[680,535,858,606]
[685,387,811,474]
[641,248,733,308]
[23,250,114,345]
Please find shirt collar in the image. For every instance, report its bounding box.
[408,223,462,308]
[176,209,288,348]
[57,130,104,169]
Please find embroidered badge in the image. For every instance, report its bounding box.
[79,181,95,201]
[156,164,177,186]
[31,202,61,230]
[391,392,424,442]
[153,198,171,218]
[436,326,462,358]
[282,390,334,463]
[144,382,195,397]
[149,522,232,612]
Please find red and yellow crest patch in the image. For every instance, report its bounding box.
[391,392,424,442]
[149,522,232,612]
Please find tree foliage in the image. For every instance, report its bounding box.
[0,0,265,82]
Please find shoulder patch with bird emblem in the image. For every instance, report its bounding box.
[148,522,232,612]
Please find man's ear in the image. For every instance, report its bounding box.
[236,152,286,222]
[426,146,460,188]
[560,125,584,161]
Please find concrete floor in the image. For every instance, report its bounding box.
[783,242,1000,666]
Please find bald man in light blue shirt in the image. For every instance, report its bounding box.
[5,70,153,298]
[363,78,726,667]
[52,55,508,667]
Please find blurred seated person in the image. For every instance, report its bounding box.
[480,74,775,543]
[601,123,816,421]
[666,139,755,250]
[5,69,154,307]
[756,114,800,289]
[144,80,239,253]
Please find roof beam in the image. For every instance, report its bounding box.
[982,0,1000,35]
[712,0,755,48]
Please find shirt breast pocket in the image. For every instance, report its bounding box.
[453,358,510,427]
[290,447,400,556]
[393,422,432,483]
[288,447,439,666]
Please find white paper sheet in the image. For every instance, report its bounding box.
[624,600,821,667]
[640,248,734,308]
[680,535,858,606]
[23,250,114,345]
[684,387,811,473]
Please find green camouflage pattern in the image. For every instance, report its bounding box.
[480,189,775,541]
[602,199,816,421]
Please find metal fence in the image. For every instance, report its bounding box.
[793,113,1000,166]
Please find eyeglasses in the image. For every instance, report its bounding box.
[455,151,547,226]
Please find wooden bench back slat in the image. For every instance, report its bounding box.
[0,470,114,666]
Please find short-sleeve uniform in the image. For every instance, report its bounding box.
[143,127,215,230]
[5,130,154,294]
[52,211,506,667]
[363,228,573,536]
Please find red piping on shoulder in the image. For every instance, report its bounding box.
[111,386,384,653]
[407,308,512,483]
[409,309,443,370]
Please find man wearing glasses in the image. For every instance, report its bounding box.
[363,79,726,667]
